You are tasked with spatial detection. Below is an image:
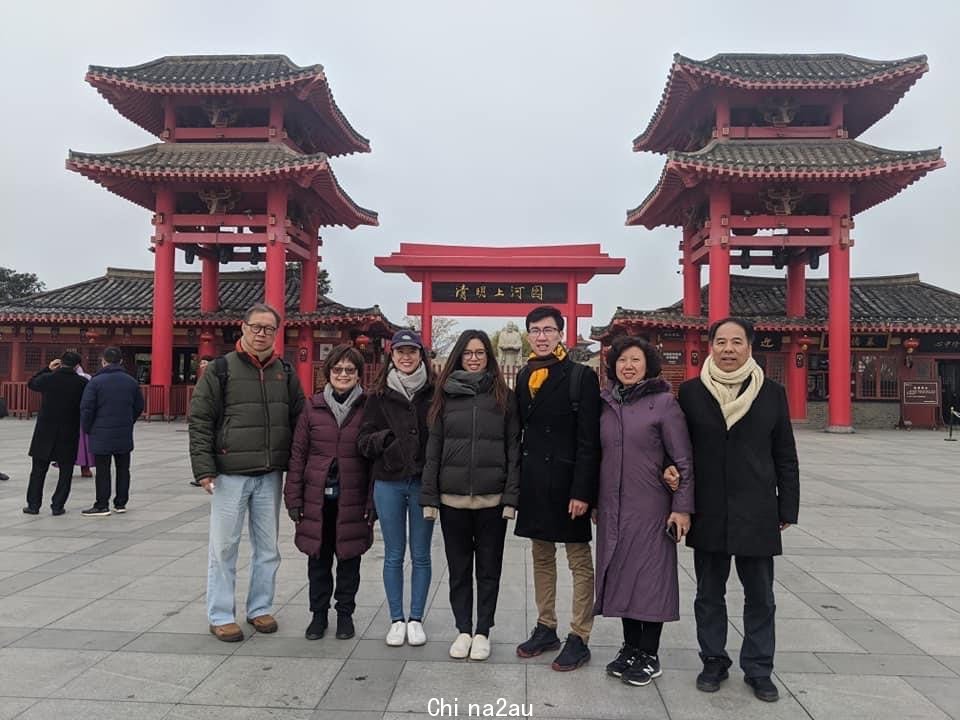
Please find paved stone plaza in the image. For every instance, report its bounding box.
[0,420,958,719]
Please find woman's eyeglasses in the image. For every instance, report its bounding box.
[330,366,358,376]
[461,350,487,360]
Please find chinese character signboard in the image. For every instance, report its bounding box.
[902,381,940,405]
[820,333,890,351]
[661,350,684,366]
[432,282,568,304]
[917,335,960,354]
[752,332,783,352]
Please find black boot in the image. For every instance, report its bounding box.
[516,623,561,658]
[696,657,730,692]
[305,613,328,640]
[551,634,591,671]
[335,613,355,640]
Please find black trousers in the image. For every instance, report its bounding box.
[694,550,776,678]
[26,457,73,511]
[440,505,507,636]
[622,618,663,655]
[307,498,362,616]
[94,453,131,509]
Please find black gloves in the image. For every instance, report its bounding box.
[288,507,303,523]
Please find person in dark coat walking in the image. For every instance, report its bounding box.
[79,346,145,516]
[514,306,601,672]
[24,351,88,515]
[677,317,799,703]
[596,337,694,688]
[285,344,373,642]
[358,329,436,648]
[421,330,520,662]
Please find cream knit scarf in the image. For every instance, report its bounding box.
[700,355,764,429]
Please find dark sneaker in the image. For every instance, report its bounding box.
[516,623,561,658]
[745,676,780,702]
[51,507,66,516]
[336,614,355,640]
[305,613,328,640]
[22,506,40,515]
[81,506,111,517]
[696,657,730,692]
[113,505,127,514]
[606,644,640,678]
[622,652,662,687]
[551,633,591,672]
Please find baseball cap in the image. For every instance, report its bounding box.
[391,330,424,349]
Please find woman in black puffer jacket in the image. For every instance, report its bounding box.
[420,330,520,662]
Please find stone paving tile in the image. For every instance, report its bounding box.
[829,619,924,654]
[903,677,960,720]
[11,629,138,651]
[526,664,669,719]
[858,557,958,575]
[784,555,879,574]
[17,569,137,599]
[49,597,189,632]
[387,661,525,714]
[167,708,315,719]
[121,632,241,656]
[105,573,206,601]
[0,626,34,647]
[14,699,173,720]
[897,574,960,596]
[778,673,951,719]
[0,535,35,551]
[810,572,921,596]
[0,551,65,573]
[654,669,810,719]
[815,652,957,677]
[845,593,960,621]
[0,698,37,720]
[0,594,93,628]
[183,656,343,708]
[884,620,960,656]
[12,536,106,553]
[317,658,405,711]
[0,647,107,697]
[730,618,864,653]
[793,592,873,621]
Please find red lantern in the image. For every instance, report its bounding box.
[903,337,920,354]
[797,334,818,352]
[355,334,370,351]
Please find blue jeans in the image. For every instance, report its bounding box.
[374,477,434,621]
[206,471,282,625]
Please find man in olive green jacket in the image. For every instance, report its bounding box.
[189,304,305,642]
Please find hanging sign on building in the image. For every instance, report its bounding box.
[431,282,568,304]
[661,350,684,365]
[902,381,940,405]
[917,335,960,353]
[752,332,783,352]
[820,333,890,351]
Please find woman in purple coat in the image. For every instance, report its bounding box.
[285,345,374,642]
[595,336,694,688]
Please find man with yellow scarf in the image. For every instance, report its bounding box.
[677,317,799,703]
[513,306,601,671]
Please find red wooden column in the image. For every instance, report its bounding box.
[420,273,433,350]
[152,187,176,411]
[10,336,24,382]
[566,276,578,350]
[827,190,853,432]
[297,233,319,393]
[785,260,808,421]
[265,186,288,354]
[198,255,219,358]
[707,188,731,324]
[682,226,701,379]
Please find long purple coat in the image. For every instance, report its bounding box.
[595,379,694,622]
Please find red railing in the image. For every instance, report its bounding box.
[139,384,168,420]
[0,382,40,418]
[169,385,192,419]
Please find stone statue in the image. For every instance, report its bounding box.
[498,321,523,368]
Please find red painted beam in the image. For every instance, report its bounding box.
[172,214,270,227]
[407,303,593,317]
[728,215,833,230]
[171,127,272,142]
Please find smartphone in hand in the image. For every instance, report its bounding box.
[665,522,679,542]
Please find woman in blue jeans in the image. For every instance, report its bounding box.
[358,330,436,647]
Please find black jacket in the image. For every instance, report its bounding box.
[28,367,88,463]
[420,384,521,508]
[514,359,602,543]
[358,383,434,480]
[678,376,800,557]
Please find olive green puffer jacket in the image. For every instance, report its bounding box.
[189,350,305,480]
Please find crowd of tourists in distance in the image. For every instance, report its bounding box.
[20,301,800,704]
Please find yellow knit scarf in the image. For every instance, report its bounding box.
[527,344,567,397]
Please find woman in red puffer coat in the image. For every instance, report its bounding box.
[285,344,373,642]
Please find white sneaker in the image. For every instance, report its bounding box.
[470,633,491,661]
[449,632,473,659]
[407,620,427,646]
[386,621,406,646]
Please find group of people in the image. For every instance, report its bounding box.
[188,302,799,703]
[24,347,144,516]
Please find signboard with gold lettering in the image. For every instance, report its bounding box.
[902,381,940,405]
[819,333,890,351]
[752,332,782,352]
[918,335,960,354]
[432,282,567,304]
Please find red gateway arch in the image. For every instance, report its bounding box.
[375,244,625,349]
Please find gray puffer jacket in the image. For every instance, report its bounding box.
[420,374,521,508]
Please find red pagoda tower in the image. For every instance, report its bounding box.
[627,53,944,432]
[67,54,377,406]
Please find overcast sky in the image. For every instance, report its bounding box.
[1,0,956,340]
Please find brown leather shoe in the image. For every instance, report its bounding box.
[246,614,278,633]
[209,623,244,642]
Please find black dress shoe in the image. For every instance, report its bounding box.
[745,676,780,702]
[335,614,355,640]
[22,506,40,515]
[51,507,66,516]
[696,657,730,692]
[305,613,328,640]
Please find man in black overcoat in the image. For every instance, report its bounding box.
[24,351,88,515]
[513,306,601,671]
[677,318,799,703]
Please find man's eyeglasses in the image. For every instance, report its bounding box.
[330,366,358,377]
[244,322,277,336]
[527,327,559,337]
[462,350,487,359]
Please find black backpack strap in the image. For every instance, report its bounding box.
[568,361,585,414]
[212,356,229,401]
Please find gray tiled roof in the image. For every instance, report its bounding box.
[0,268,395,327]
[68,142,328,174]
[591,274,960,338]
[88,55,320,86]
[679,53,927,82]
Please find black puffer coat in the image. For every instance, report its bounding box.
[420,378,521,508]
[357,382,434,480]
[284,392,373,559]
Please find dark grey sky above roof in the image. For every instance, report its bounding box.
[2,1,956,340]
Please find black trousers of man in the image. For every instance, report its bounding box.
[694,550,776,679]
[26,457,73,511]
[440,505,508,636]
[94,453,131,509]
[308,498,362,616]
